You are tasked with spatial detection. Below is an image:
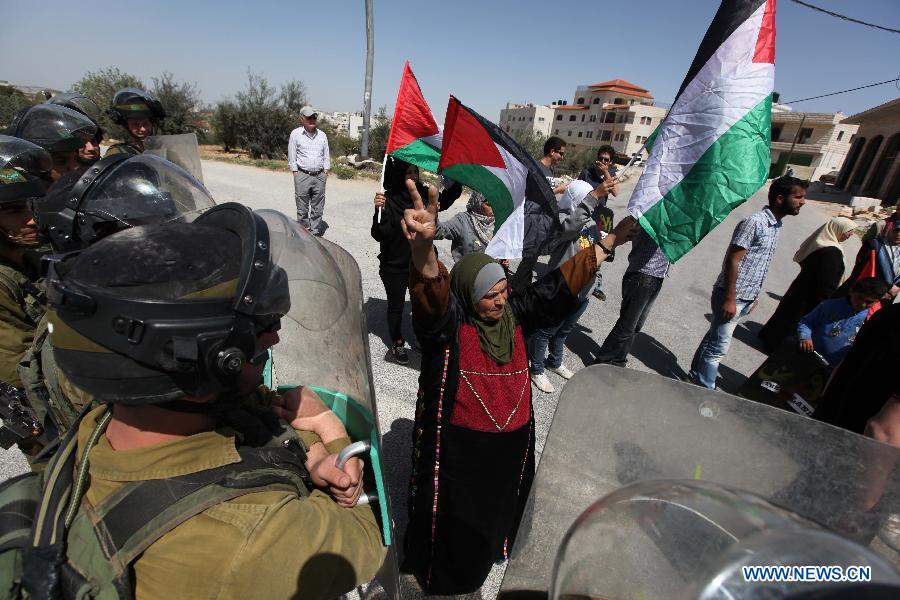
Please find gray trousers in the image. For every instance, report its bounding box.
[293,171,327,233]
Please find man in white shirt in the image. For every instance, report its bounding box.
[288,106,331,235]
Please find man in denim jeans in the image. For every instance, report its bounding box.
[593,230,670,367]
[689,177,807,389]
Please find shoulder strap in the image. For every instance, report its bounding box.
[91,444,311,569]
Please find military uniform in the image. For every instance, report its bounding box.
[0,257,45,388]
[103,142,141,157]
[70,404,385,599]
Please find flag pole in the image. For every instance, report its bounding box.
[616,141,647,180]
[377,154,388,222]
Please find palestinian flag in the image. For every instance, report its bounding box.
[385,62,442,173]
[438,96,557,259]
[628,0,776,262]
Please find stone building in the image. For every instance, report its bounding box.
[835,98,900,205]
[769,104,858,181]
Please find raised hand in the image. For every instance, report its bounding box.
[401,179,439,249]
[610,215,641,247]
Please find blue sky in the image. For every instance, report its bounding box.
[3,0,898,121]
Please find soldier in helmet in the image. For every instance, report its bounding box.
[8,104,98,180]
[105,88,166,156]
[12,204,385,598]
[0,136,51,392]
[46,92,104,165]
[18,153,219,448]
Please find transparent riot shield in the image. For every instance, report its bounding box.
[551,480,900,600]
[498,365,900,598]
[144,133,204,182]
[263,235,399,599]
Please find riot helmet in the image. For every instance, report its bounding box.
[47,202,349,406]
[33,153,216,252]
[0,135,52,205]
[47,93,104,162]
[10,104,98,155]
[107,88,166,127]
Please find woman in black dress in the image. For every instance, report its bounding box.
[758,216,857,352]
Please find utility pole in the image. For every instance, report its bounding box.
[360,0,374,158]
[783,114,806,176]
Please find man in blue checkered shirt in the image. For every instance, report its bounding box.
[689,177,807,389]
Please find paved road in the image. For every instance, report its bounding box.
[0,159,855,598]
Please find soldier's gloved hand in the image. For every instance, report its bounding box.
[305,442,364,508]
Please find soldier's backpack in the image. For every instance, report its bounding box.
[0,404,312,600]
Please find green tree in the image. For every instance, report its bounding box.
[555,147,594,177]
[280,80,308,115]
[151,72,201,135]
[212,100,240,152]
[511,129,547,162]
[233,70,295,159]
[0,85,36,130]
[367,106,391,161]
[72,67,145,134]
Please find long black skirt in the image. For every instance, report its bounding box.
[402,418,535,595]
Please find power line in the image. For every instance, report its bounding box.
[780,77,900,104]
[790,0,900,34]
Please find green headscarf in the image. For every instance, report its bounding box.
[450,253,515,364]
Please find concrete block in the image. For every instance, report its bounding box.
[849,196,881,210]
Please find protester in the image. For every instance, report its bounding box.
[758,216,858,352]
[689,176,806,389]
[400,177,637,594]
[813,302,900,437]
[510,136,569,291]
[578,144,619,301]
[434,191,497,261]
[796,277,888,366]
[834,202,900,306]
[288,106,330,236]
[105,88,166,156]
[593,229,671,367]
[529,178,618,393]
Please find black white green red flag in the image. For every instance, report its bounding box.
[438,96,557,259]
[384,62,442,173]
[628,0,776,262]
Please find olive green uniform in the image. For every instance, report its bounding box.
[71,405,386,599]
[104,142,141,157]
[0,258,45,388]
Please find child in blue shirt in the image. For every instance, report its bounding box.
[797,278,889,366]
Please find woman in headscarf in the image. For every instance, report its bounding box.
[834,202,900,305]
[435,191,495,261]
[758,216,858,352]
[399,178,636,595]
[371,157,461,365]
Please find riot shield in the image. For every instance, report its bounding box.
[498,365,900,598]
[144,133,204,182]
[264,234,399,599]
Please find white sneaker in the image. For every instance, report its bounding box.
[547,365,575,380]
[531,372,556,394]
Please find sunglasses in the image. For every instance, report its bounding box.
[598,157,612,163]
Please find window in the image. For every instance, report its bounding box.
[538,117,545,122]
[616,114,625,123]
[555,129,559,134]
[836,130,844,141]
[613,97,624,105]
[556,115,562,121]
[604,112,616,123]
[601,131,611,141]
[587,131,593,138]
[569,115,576,121]
[581,115,585,122]
[771,126,782,141]
[797,127,814,144]
[567,131,572,137]
[589,115,596,122]
[592,98,600,104]
[578,132,583,138]
[577,97,585,104]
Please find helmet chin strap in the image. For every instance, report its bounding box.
[0,225,40,248]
